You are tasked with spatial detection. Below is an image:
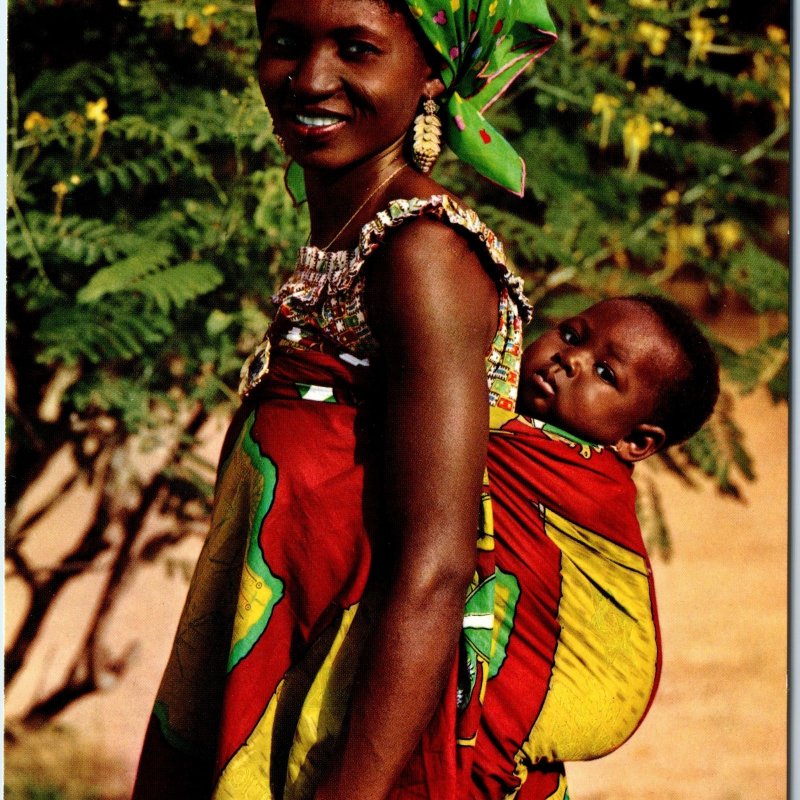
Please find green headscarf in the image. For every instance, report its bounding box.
[404,0,557,195]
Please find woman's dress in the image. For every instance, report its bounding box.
[149,195,530,799]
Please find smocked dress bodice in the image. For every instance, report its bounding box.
[239,194,531,411]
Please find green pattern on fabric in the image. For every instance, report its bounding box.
[541,421,599,449]
[296,382,337,403]
[227,414,284,671]
[404,0,557,195]
[463,567,520,686]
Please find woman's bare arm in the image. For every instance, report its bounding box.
[316,218,498,800]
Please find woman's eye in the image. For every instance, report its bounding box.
[596,363,617,385]
[342,40,379,57]
[263,32,298,55]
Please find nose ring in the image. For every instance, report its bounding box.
[286,74,296,98]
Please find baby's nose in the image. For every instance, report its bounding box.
[560,347,588,376]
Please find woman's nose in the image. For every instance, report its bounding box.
[292,44,340,98]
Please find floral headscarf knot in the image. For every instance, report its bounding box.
[405,0,557,195]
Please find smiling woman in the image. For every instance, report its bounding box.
[258,2,437,182]
[132,2,557,799]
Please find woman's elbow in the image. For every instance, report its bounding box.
[398,545,476,611]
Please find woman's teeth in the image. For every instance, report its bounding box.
[296,114,342,127]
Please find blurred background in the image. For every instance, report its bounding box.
[6,0,788,797]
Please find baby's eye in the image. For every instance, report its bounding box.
[596,362,617,386]
[560,325,580,345]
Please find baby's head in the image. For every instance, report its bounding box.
[517,295,720,462]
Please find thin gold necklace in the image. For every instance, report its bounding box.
[316,162,407,251]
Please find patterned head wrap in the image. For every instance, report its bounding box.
[257,0,557,198]
[405,0,557,195]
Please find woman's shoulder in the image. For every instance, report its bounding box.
[357,190,530,322]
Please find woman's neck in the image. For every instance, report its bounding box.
[304,144,409,250]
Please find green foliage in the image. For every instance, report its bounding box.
[6,0,788,565]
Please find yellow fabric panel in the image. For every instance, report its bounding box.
[477,468,495,552]
[490,404,516,431]
[230,559,276,652]
[489,580,513,666]
[212,679,284,800]
[507,761,569,800]
[214,603,369,800]
[546,773,569,800]
[285,603,371,800]
[516,506,658,763]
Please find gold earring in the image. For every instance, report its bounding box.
[412,97,441,174]
[275,133,286,154]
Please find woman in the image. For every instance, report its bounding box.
[133,2,556,799]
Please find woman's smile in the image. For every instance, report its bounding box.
[286,107,349,139]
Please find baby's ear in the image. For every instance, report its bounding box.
[614,423,667,463]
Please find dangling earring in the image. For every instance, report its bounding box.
[275,133,286,154]
[412,97,441,174]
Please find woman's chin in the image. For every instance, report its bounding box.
[285,147,360,174]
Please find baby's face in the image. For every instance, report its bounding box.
[518,299,685,446]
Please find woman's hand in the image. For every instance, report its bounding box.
[316,215,498,800]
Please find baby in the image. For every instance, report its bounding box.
[516,293,719,459]
[462,295,720,799]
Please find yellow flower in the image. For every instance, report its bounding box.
[713,220,742,251]
[202,3,220,14]
[70,174,82,186]
[52,181,68,221]
[685,14,714,64]
[766,25,786,44]
[622,114,652,173]
[23,111,51,133]
[583,24,612,48]
[751,52,790,112]
[191,23,213,45]
[663,223,708,271]
[186,12,213,45]
[86,97,109,125]
[679,223,706,250]
[636,21,670,56]
[663,189,681,205]
[776,61,790,109]
[629,0,667,8]
[752,52,769,82]
[591,93,621,149]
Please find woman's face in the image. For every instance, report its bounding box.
[258,0,441,172]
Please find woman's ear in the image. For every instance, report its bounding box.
[423,76,446,101]
[614,423,667,463]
